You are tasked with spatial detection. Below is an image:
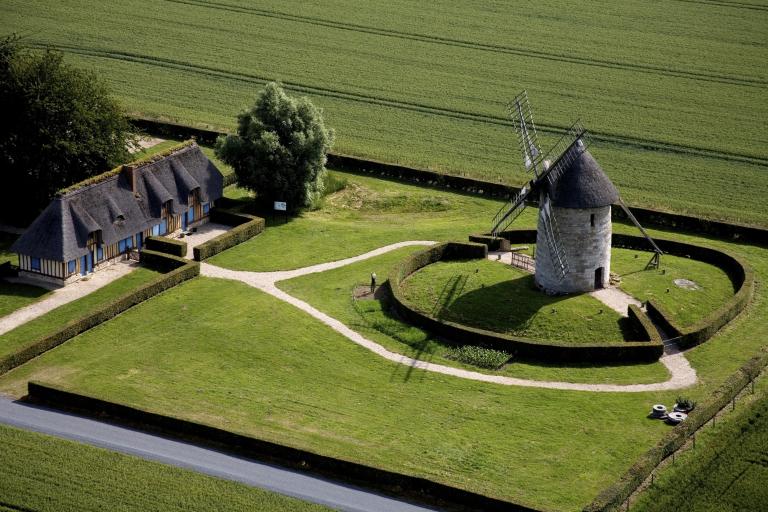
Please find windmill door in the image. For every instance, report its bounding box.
[594,267,604,289]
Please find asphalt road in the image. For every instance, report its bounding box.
[0,398,437,512]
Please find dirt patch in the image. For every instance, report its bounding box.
[353,285,386,300]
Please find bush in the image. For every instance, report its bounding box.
[445,345,511,369]
[0,251,198,375]
[193,209,265,261]
[144,235,187,258]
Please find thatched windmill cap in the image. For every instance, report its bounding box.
[549,150,619,208]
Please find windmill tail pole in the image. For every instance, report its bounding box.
[618,197,664,259]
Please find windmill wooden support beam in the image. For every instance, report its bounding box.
[618,197,663,267]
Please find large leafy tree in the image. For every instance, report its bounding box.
[215,82,334,212]
[0,35,135,225]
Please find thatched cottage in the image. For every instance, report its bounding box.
[12,141,223,285]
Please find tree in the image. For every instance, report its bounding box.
[215,82,334,212]
[0,35,135,225]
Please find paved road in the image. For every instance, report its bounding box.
[0,398,437,512]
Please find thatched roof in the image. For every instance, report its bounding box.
[12,143,223,261]
[549,150,619,209]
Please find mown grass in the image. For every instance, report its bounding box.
[282,246,670,385]
[208,172,510,271]
[612,250,735,327]
[399,258,633,344]
[0,232,19,266]
[632,378,768,512]
[0,276,673,511]
[0,281,50,319]
[0,267,160,361]
[0,423,329,512]
[3,0,766,224]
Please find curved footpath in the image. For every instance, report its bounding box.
[201,241,698,392]
[0,398,436,512]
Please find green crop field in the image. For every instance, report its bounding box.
[1,172,767,510]
[0,424,330,512]
[633,379,768,512]
[2,0,767,224]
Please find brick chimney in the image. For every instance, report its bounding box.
[123,165,138,196]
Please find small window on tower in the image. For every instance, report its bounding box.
[590,214,596,227]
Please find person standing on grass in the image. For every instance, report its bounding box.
[370,272,377,294]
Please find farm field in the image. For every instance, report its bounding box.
[1,172,767,510]
[2,0,767,224]
[632,379,768,512]
[0,423,329,512]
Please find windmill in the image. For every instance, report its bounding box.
[490,91,662,294]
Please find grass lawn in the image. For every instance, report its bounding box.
[612,249,736,327]
[0,281,50,319]
[0,267,160,361]
[279,246,670,385]
[399,258,634,344]
[0,232,19,266]
[0,276,673,511]
[209,172,517,271]
[3,0,766,224]
[632,378,768,512]
[0,423,329,512]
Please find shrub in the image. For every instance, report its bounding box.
[193,209,265,261]
[445,345,511,369]
[0,250,198,375]
[144,235,187,258]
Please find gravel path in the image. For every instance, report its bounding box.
[201,242,697,393]
[178,223,230,259]
[590,286,643,317]
[0,260,139,336]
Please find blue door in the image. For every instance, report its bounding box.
[136,232,143,250]
[182,212,188,230]
[81,255,88,276]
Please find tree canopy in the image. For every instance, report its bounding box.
[0,35,135,225]
[215,82,334,212]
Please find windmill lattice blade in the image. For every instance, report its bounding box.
[539,194,570,281]
[490,184,532,236]
[508,91,542,176]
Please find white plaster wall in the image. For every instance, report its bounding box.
[535,205,612,294]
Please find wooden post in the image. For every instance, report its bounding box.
[732,397,736,411]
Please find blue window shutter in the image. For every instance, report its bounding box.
[31,257,41,271]
[68,259,76,273]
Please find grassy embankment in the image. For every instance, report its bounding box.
[0,424,330,512]
[0,172,760,511]
[2,0,766,225]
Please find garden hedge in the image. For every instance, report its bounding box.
[627,304,661,343]
[584,346,768,512]
[0,251,199,375]
[144,235,187,258]
[26,381,537,512]
[613,234,755,350]
[193,209,265,261]
[388,241,664,363]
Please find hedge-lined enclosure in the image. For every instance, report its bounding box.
[584,347,768,512]
[144,235,187,258]
[25,382,537,512]
[611,234,755,351]
[387,241,664,363]
[0,251,199,375]
[193,209,265,261]
[468,231,752,352]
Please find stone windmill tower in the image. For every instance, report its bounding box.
[490,91,662,294]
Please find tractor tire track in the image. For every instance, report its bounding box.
[164,0,768,89]
[39,43,768,168]
[673,0,768,11]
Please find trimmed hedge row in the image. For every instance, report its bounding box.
[222,172,238,188]
[26,381,537,512]
[144,235,187,258]
[0,251,199,376]
[388,241,664,363]
[613,233,755,350]
[584,347,768,512]
[627,304,661,343]
[192,209,265,261]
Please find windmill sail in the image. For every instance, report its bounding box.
[539,194,569,281]
[508,91,542,176]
